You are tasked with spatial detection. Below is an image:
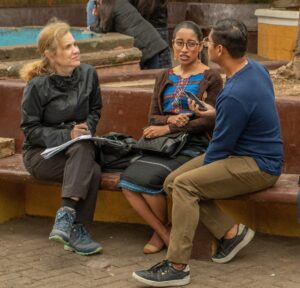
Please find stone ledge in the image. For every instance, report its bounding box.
[0,47,142,78]
[81,47,142,67]
[0,32,134,62]
[0,138,15,159]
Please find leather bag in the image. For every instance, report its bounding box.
[134,132,188,158]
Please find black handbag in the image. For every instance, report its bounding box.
[134,132,188,158]
[95,132,139,171]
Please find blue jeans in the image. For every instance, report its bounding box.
[140,53,160,70]
[86,0,97,27]
[156,27,172,69]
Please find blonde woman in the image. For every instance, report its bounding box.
[20,19,102,256]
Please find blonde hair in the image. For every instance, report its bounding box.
[20,19,70,82]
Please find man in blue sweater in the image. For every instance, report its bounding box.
[132,18,283,287]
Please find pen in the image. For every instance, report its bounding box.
[70,121,90,132]
[70,121,77,129]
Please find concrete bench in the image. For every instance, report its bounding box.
[0,76,299,260]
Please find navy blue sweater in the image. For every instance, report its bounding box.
[204,60,283,176]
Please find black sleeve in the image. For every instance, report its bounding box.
[86,69,102,135]
[90,19,104,33]
[20,82,72,148]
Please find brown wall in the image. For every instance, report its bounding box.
[0,77,299,174]
[0,4,86,27]
[168,2,272,53]
[0,80,151,153]
[0,2,271,53]
[169,1,272,3]
[0,0,85,7]
[0,0,273,7]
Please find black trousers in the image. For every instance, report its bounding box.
[23,141,101,223]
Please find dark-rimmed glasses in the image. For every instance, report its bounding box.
[173,39,200,50]
[202,37,217,47]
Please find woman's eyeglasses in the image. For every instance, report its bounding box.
[173,39,200,50]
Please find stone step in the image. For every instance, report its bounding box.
[0,32,134,62]
[0,138,15,159]
[0,47,142,78]
[101,78,155,89]
[81,47,141,68]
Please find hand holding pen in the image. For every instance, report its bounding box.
[70,122,91,139]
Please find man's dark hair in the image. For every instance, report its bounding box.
[211,18,248,58]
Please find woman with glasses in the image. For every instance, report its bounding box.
[120,21,223,254]
[90,0,168,69]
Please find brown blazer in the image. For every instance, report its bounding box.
[148,68,223,135]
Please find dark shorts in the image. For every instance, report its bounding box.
[119,153,192,194]
[120,134,208,194]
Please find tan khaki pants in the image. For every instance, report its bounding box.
[164,154,279,264]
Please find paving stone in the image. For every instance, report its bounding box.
[0,216,300,288]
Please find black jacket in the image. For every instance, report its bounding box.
[130,0,168,28]
[21,63,101,150]
[91,0,168,64]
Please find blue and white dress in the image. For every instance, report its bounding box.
[119,70,210,194]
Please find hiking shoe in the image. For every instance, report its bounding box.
[49,207,76,244]
[132,260,190,287]
[212,224,255,264]
[64,224,103,256]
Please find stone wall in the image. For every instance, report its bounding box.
[0,0,85,8]
[0,0,273,54]
[0,4,86,26]
[168,0,272,3]
[168,2,272,53]
[0,0,274,8]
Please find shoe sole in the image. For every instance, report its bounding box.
[48,235,68,245]
[64,244,103,256]
[143,243,165,254]
[212,228,255,264]
[132,272,191,287]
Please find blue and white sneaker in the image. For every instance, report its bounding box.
[49,207,76,244]
[64,224,103,256]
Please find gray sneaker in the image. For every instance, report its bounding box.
[132,260,190,287]
[64,224,103,256]
[49,207,76,244]
[212,224,255,264]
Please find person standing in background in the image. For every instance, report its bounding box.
[86,0,97,28]
[90,0,168,70]
[131,0,172,68]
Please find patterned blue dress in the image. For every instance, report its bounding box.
[119,70,208,194]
